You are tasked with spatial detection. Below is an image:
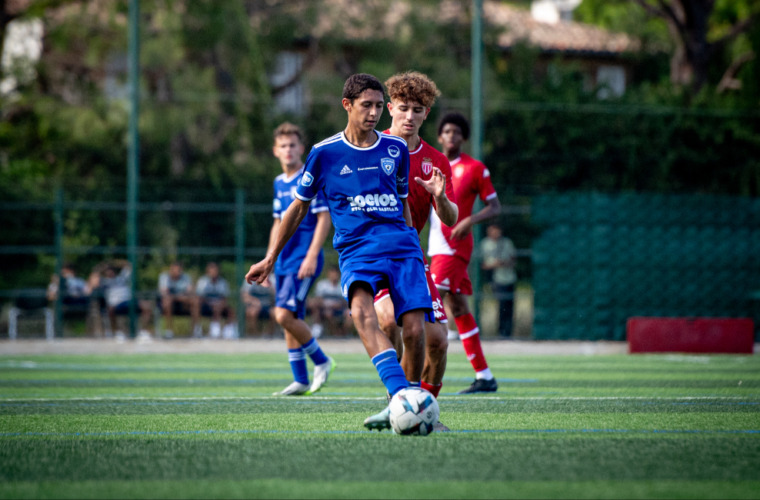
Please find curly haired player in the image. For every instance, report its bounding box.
[364,71,458,432]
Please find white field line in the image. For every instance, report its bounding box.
[0,395,757,402]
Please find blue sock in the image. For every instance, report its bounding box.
[302,337,329,366]
[371,349,409,397]
[288,348,309,385]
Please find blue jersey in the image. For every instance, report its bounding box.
[273,167,329,274]
[295,131,422,265]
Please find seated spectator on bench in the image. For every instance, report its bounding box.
[193,262,236,339]
[157,261,194,338]
[47,263,91,309]
[91,260,153,342]
[309,265,352,338]
[241,276,277,337]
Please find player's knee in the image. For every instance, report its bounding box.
[378,312,396,337]
[449,300,469,318]
[273,307,295,327]
[402,321,424,344]
[426,328,448,358]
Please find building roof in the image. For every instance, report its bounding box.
[248,0,639,56]
[484,2,640,55]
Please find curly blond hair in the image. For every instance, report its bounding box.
[384,71,441,108]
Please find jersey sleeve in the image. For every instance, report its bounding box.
[478,162,498,202]
[272,180,282,219]
[296,148,324,202]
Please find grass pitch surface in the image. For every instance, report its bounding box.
[0,348,758,499]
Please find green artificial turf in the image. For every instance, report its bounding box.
[0,351,758,499]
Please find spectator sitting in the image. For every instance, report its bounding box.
[240,275,277,337]
[157,261,194,338]
[309,265,352,338]
[91,260,153,342]
[193,262,236,339]
[47,263,90,309]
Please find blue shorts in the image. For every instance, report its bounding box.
[111,301,130,315]
[341,255,432,325]
[275,272,320,320]
[200,299,230,318]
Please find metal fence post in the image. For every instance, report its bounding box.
[471,0,484,322]
[126,0,141,337]
[54,187,64,338]
[235,188,246,337]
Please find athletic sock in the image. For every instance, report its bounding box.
[288,348,309,385]
[371,348,409,397]
[454,313,491,376]
[302,337,329,366]
[421,381,442,398]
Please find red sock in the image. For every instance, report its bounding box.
[454,313,489,373]
[421,380,442,398]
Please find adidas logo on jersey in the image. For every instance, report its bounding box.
[340,165,352,175]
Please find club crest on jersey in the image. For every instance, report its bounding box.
[381,158,395,176]
[301,172,314,186]
[387,145,400,158]
[422,158,433,175]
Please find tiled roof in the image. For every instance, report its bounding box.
[249,0,639,56]
[484,2,640,55]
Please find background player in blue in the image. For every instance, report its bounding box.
[246,74,433,426]
[268,122,335,396]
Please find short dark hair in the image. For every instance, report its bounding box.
[342,73,385,102]
[437,112,470,141]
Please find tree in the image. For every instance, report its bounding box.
[630,0,758,92]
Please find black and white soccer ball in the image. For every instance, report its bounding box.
[389,387,439,436]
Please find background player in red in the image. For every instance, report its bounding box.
[428,112,501,394]
[364,71,458,431]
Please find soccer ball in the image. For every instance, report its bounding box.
[389,387,439,436]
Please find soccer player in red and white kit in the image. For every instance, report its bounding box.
[363,71,458,431]
[428,112,501,394]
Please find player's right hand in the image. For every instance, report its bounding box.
[245,260,273,286]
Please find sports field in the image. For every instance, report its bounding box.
[1,343,758,499]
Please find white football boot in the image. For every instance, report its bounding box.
[363,405,391,431]
[272,381,311,396]
[309,358,336,394]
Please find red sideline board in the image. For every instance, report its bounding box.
[627,317,754,354]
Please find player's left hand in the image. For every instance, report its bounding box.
[297,256,317,279]
[450,217,472,240]
[414,167,445,198]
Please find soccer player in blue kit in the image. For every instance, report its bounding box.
[267,122,335,396]
[246,74,432,421]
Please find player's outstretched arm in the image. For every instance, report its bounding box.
[246,199,311,285]
[415,167,458,227]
